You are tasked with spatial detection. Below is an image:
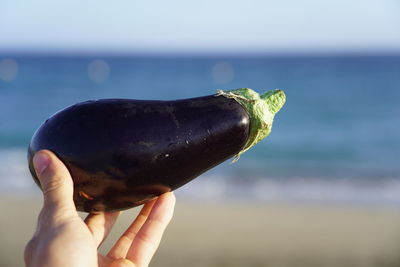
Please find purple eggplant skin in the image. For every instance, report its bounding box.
[28,95,250,212]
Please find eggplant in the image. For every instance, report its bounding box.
[28,88,285,212]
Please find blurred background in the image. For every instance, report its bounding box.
[1,1,400,266]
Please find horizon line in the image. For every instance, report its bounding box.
[1,49,400,58]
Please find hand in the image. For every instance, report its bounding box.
[25,150,176,267]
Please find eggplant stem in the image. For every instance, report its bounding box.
[217,88,286,160]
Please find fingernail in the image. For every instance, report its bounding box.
[110,259,136,267]
[120,259,135,267]
[33,152,51,175]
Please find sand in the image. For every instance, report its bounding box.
[1,196,400,267]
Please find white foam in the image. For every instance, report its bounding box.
[2,148,400,206]
[176,173,400,206]
[0,149,36,190]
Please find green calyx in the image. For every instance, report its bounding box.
[216,88,286,160]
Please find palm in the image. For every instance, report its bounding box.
[26,148,175,267]
[26,194,174,267]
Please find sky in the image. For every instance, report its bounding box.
[0,0,399,54]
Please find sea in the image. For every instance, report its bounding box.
[0,54,399,206]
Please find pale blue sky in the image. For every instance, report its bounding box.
[0,0,399,54]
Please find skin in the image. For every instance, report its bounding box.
[24,150,176,267]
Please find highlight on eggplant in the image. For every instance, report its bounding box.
[28,88,286,212]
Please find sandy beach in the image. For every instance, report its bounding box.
[1,196,400,267]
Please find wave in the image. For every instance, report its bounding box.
[177,174,400,206]
[2,148,400,206]
[0,149,40,194]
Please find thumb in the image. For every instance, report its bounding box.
[33,150,76,213]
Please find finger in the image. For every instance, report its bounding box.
[127,192,176,267]
[98,254,112,267]
[107,198,157,259]
[109,258,136,267]
[33,150,77,221]
[85,211,121,247]
[98,254,135,267]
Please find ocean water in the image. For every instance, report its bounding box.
[0,54,399,204]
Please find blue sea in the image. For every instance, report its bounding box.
[0,54,399,205]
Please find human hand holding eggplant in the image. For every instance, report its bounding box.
[28,88,286,212]
[25,150,175,267]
